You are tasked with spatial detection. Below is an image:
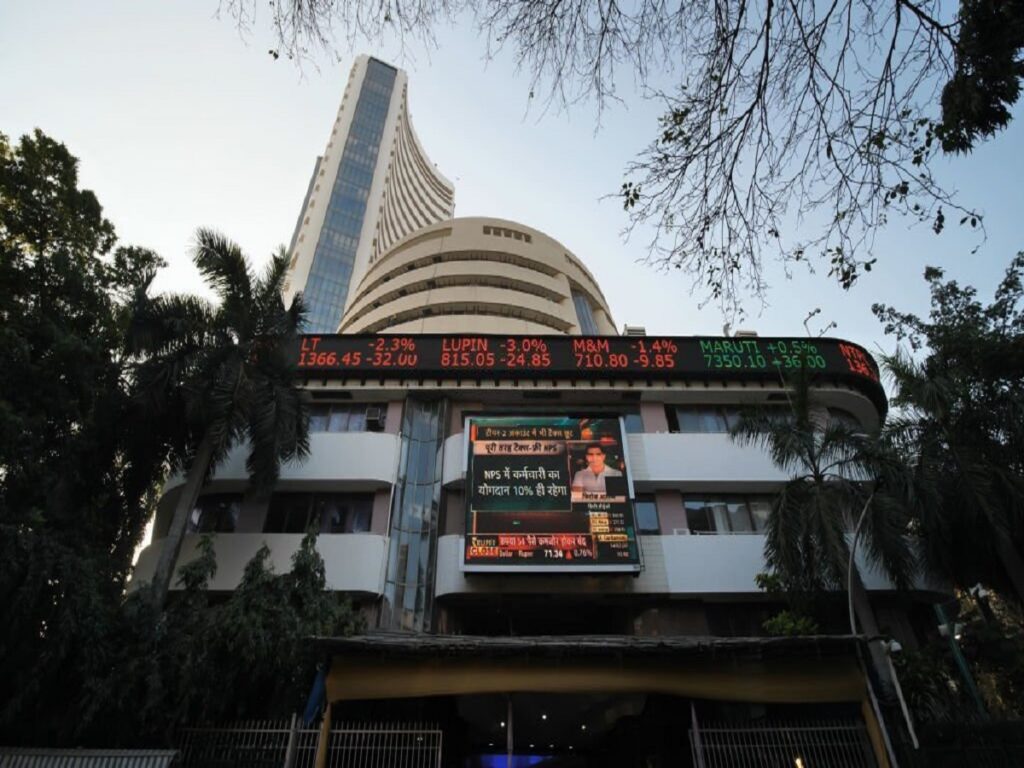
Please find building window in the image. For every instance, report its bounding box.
[667,405,792,433]
[308,403,384,432]
[684,496,774,534]
[303,59,397,333]
[264,493,373,534]
[667,405,741,433]
[315,494,373,533]
[634,495,660,534]
[188,494,241,533]
[571,289,600,335]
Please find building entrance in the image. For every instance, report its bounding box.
[330,693,878,768]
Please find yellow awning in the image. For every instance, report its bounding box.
[326,654,867,704]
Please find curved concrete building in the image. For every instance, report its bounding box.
[283,56,455,332]
[340,217,616,335]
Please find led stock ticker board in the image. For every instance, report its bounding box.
[464,416,640,572]
[295,334,883,403]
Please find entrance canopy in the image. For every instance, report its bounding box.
[314,634,868,705]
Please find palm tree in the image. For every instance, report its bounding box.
[884,349,1024,605]
[730,367,917,687]
[128,229,309,610]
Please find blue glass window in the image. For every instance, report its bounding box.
[572,289,600,335]
[303,59,397,332]
[634,494,660,533]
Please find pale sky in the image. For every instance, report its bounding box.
[3,0,1022,359]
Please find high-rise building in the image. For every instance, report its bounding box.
[132,57,935,768]
[283,55,455,332]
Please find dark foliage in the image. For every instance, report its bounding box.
[1,130,351,748]
[0,130,170,743]
[940,0,1024,153]
[128,228,311,607]
[731,366,916,601]
[874,254,1024,603]
[79,532,360,746]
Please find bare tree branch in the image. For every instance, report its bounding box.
[222,0,1019,317]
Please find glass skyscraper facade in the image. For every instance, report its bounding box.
[303,59,397,332]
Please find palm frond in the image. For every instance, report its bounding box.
[126,293,218,359]
[860,492,917,591]
[883,348,953,419]
[244,378,310,490]
[256,247,291,305]
[731,408,817,478]
[191,229,253,312]
[286,290,306,332]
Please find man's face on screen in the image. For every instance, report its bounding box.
[585,447,606,473]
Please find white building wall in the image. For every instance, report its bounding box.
[161,431,400,492]
[132,533,387,594]
[341,217,615,335]
[625,433,787,490]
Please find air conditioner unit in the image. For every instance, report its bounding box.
[366,406,385,431]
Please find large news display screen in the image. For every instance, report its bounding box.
[464,416,641,573]
[294,334,885,412]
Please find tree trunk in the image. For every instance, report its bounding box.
[849,567,895,695]
[149,435,216,611]
[994,532,1024,607]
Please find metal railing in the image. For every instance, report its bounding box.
[325,723,441,768]
[177,719,309,768]
[691,718,878,768]
[176,719,440,768]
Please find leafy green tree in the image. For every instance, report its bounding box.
[128,229,310,609]
[0,129,169,743]
[959,591,1024,718]
[81,531,359,744]
[939,0,1024,153]
[203,532,360,721]
[874,255,1024,605]
[754,571,821,636]
[888,590,1024,725]
[731,367,917,686]
[0,130,338,747]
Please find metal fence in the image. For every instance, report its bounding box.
[0,749,177,768]
[177,719,309,768]
[690,719,878,768]
[176,719,440,768]
[324,723,441,768]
